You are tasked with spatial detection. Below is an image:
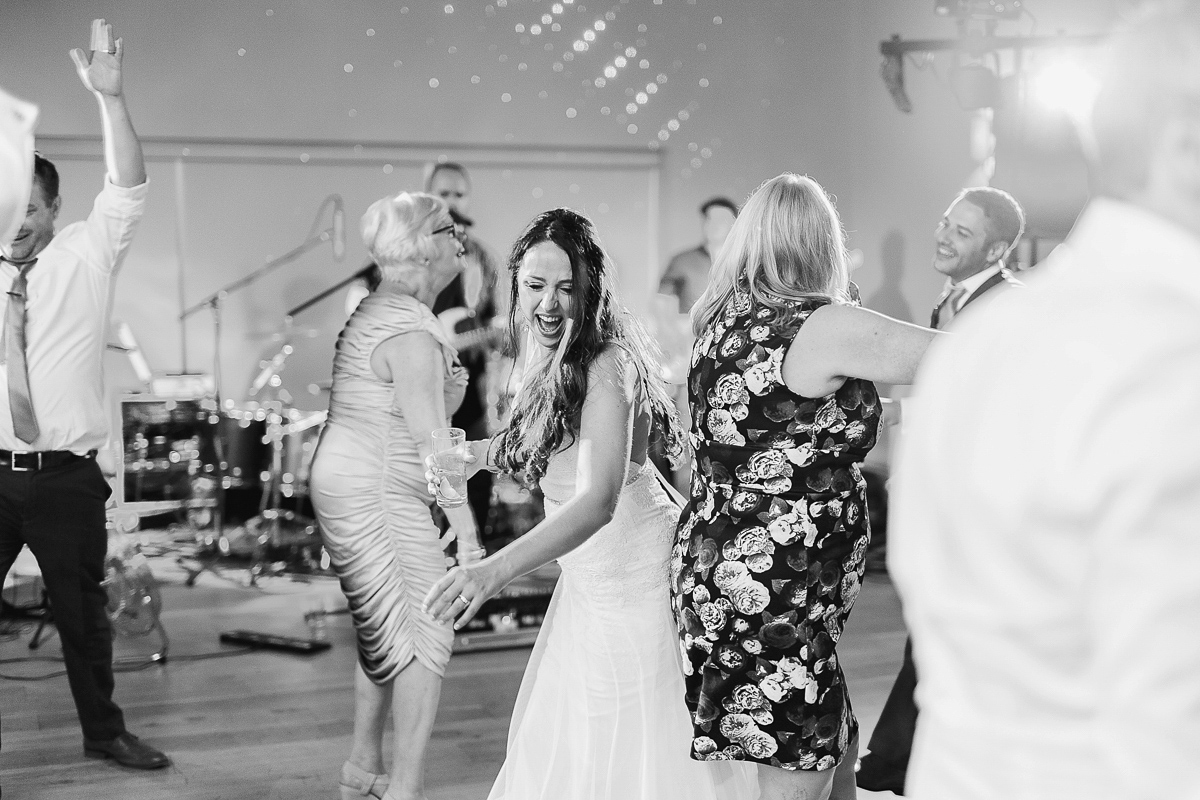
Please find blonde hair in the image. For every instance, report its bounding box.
[691,173,849,336]
[360,192,452,288]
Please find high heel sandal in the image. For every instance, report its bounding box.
[339,761,390,800]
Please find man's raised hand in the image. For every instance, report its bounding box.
[70,19,124,98]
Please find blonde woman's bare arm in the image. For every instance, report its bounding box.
[783,304,940,398]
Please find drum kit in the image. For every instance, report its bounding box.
[134,196,354,583]
[120,371,329,583]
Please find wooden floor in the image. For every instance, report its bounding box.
[0,547,907,800]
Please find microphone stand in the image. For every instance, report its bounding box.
[177,194,343,584]
[285,264,375,320]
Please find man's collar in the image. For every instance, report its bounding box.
[947,262,1004,295]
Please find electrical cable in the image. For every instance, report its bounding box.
[0,645,258,681]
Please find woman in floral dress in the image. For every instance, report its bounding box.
[675,173,939,800]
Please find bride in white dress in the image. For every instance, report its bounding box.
[424,208,758,800]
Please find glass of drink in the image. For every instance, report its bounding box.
[431,427,468,509]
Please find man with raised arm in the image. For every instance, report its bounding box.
[0,20,167,769]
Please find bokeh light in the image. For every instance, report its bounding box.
[1030,58,1100,122]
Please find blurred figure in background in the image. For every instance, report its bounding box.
[655,196,740,494]
[659,196,739,312]
[426,162,505,545]
[889,3,1200,797]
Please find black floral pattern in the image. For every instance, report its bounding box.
[672,289,881,771]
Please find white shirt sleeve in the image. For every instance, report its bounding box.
[78,175,148,275]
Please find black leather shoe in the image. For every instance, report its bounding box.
[855,754,907,795]
[83,732,170,770]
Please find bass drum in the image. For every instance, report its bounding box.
[215,408,269,488]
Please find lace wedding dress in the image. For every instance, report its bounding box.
[487,444,759,800]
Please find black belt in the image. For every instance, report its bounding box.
[0,450,96,472]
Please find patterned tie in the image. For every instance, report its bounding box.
[931,283,967,330]
[2,258,38,444]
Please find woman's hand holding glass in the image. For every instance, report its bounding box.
[424,439,490,503]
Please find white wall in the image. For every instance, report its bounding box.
[0,0,1126,400]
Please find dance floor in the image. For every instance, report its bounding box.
[0,542,906,800]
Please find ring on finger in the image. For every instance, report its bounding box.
[456,594,470,606]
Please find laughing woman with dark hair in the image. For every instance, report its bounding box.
[423,208,757,799]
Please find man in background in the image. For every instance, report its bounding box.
[652,196,739,493]
[857,184,1024,796]
[0,20,167,769]
[889,3,1200,797]
[426,162,502,542]
[658,196,738,312]
[927,187,1025,330]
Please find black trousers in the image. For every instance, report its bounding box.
[0,458,125,741]
[860,637,918,791]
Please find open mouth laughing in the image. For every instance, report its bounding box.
[535,312,565,339]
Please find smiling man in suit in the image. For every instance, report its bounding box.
[857,185,1025,795]
[929,187,1026,331]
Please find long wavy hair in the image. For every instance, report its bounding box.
[493,208,683,484]
[691,173,850,336]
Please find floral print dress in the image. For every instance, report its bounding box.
[672,288,881,772]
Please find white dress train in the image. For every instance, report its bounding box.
[488,449,759,800]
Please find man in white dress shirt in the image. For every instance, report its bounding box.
[888,2,1200,798]
[0,21,167,769]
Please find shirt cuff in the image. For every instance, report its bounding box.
[103,173,149,198]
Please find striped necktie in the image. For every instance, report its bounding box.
[1,257,38,444]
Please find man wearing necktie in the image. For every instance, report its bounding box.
[929,187,1027,331]
[857,186,1024,795]
[0,20,167,770]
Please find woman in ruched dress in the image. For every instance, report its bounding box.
[423,208,758,800]
[676,174,939,800]
[309,191,483,800]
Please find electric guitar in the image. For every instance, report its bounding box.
[437,306,507,355]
